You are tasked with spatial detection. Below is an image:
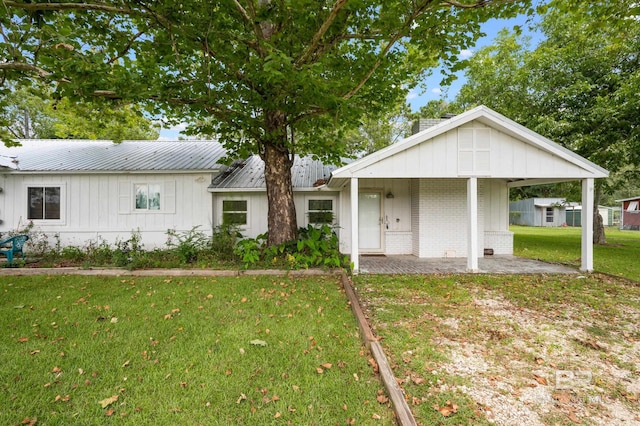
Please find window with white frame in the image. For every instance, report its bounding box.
[627,201,639,212]
[308,199,334,225]
[135,184,161,211]
[545,207,554,223]
[27,186,61,220]
[222,200,248,225]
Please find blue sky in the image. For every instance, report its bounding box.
[407,8,544,111]
[159,5,544,140]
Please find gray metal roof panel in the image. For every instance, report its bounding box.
[210,155,338,189]
[0,140,227,172]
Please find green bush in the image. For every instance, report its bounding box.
[233,225,350,270]
[166,226,209,263]
[210,224,242,260]
[60,246,86,262]
[113,230,144,267]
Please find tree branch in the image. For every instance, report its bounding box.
[3,1,136,15]
[106,30,146,65]
[343,0,436,100]
[0,62,51,78]
[231,0,252,22]
[440,0,517,9]
[297,0,349,66]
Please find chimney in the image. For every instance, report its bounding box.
[411,114,456,135]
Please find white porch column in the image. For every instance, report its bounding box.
[467,177,479,272]
[350,177,359,273]
[581,178,594,272]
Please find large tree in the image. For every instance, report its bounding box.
[448,0,640,243]
[1,0,531,245]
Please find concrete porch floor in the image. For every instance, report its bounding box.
[358,255,578,274]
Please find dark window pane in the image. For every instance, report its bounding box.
[223,212,247,225]
[44,187,61,219]
[28,187,44,220]
[223,200,247,212]
[309,199,332,211]
[309,211,333,224]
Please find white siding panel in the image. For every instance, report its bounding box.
[0,173,213,248]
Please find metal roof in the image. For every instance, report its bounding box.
[209,154,338,190]
[615,196,640,203]
[0,139,227,172]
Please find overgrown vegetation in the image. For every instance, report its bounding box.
[3,223,349,271]
[1,275,394,425]
[234,225,351,270]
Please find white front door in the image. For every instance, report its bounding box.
[358,192,382,252]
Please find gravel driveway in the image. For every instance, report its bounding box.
[356,273,640,425]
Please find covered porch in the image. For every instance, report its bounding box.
[327,106,609,274]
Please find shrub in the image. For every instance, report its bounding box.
[210,224,243,260]
[233,225,349,270]
[166,226,210,263]
[7,221,58,257]
[113,230,144,267]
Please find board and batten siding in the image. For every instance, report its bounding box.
[337,179,413,255]
[212,191,340,240]
[0,173,214,247]
[346,120,596,180]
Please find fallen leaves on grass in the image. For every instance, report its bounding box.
[434,400,458,417]
[376,389,388,404]
[533,374,548,386]
[250,339,267,347]
[99,395,119,408]
[567,412,582,423]
[552,391,572,404]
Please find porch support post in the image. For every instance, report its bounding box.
[581,178,594,272]
[350,177,360,273]
[467,177,479,272]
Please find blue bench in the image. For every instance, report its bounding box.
[0,235,29,265]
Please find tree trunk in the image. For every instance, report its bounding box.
[262,136,298,246]
[593,185,606,244]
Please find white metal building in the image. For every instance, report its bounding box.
[0,106,609,272]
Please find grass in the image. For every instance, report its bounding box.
[512,225,640,280]
[1,275,394,425]
[355,273,640,425]
[354,226,640,424]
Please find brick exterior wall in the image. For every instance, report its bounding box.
[384,231,413,254]
[414,178,469,257]
[484,231,513,255]
[411,179,420,256]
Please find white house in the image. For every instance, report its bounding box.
[325,106,608,273]
[0,106,609,272]
[0,140,227,247]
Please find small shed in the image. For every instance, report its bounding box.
[616,196,640,230]
[565,205,619,227]
[509,198,567,227]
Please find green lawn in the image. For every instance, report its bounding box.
[1,275,394,425]
[512,225,640,280]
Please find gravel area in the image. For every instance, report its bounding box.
[433,295,640,425]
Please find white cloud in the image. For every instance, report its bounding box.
[459,49,474,59]
[431,87,442,95]
[406,90,419,100]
